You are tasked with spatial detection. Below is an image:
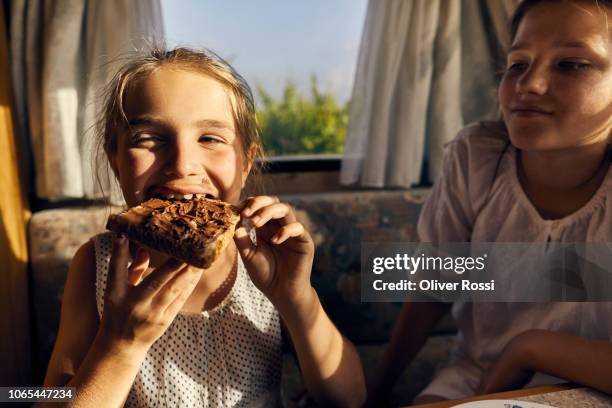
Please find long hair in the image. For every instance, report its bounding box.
[94,47,266,202]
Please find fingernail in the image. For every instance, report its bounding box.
[117,234,127,244]
[251,216,260,225]
[242,207,252,216]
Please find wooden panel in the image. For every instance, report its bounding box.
[261,171,342,195]
[412,384,575,407]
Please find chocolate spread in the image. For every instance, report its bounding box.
[106,197,240,268]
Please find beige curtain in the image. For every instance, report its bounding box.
[341,0,518,188]
[0,4,32,386]
[10,0,164,203]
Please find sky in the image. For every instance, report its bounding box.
[160,0,368,105]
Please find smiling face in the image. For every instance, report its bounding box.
[110,66,253,207]
[499,1,612,151]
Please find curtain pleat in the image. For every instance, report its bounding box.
[10,0,164,203]
[341,0,518,187]
[0,3,32,386]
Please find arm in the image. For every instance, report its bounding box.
[40,235,204,407]
[277,287,365,407]
[235,196,366,407]
[366,301,451,406]
[478,329,612,395]
[40,240,143,408]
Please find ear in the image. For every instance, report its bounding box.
[241,143,258,185]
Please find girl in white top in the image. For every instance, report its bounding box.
[369,0,612,404]
[42,47,365,408]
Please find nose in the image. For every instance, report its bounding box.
[163,138,201,178]
[515,63,548,95]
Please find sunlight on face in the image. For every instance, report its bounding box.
[498,1,612,151]
[111,67,251,207]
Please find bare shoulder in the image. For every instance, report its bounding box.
[68,239,98,288]
[44,239,99,386]
[64,239,98,313]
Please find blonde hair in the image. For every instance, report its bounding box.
[95,47,265,200]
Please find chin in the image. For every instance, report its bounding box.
[507,126,561,152]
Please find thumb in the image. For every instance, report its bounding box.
[107,234,130,299]
[234,226,276,293]
[128,246,150,285]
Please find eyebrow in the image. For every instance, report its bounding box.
[127,116,234,131]
[193,119,234,131]
[509,41,595,52]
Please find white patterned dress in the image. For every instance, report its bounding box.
[93,232,283,407]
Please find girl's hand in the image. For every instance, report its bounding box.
[234,196,315,308]
[477,330,540,394]
[99,234,203,355]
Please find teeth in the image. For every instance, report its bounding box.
[155,193,201,200]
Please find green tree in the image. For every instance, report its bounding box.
[257,76,348,156]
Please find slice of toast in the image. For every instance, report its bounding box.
[106,197,240,268]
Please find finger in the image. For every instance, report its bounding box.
[128,247,150,286]
[270,222,306,244]
[234,226,257,262]
[152,266,202,312]
[163,293,189,320]
[133,258,188,301]
[161,269,204,318]
[250,202,296,227]
[241,195,280,217]
[107,234,130,299]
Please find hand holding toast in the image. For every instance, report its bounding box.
[99,235,203,355]
[234,195,315,310]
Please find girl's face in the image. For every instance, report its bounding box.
[499,1,612,151]
[111,67,252,207]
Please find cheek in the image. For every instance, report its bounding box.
[204,150,239,183]
[497,77,513,112]
[559,74,612,116]
[124,151,157,177]
[214,150,248,202]
[582,86,612,115]
[117,151,158,196]
[560,87,608,126]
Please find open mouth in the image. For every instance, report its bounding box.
[145,186,217,201]
[149,192,216,201]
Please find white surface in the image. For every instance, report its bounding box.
[453,400,556,408]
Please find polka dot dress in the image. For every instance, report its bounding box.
[94,232,283,407]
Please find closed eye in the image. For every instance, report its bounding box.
[199,135,224,144]
[506,61,528,73]
[130,133,165,148]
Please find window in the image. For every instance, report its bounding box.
[161,0,367,158]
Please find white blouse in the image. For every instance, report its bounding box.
[417,121,612,398]
[94,232,283,407]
